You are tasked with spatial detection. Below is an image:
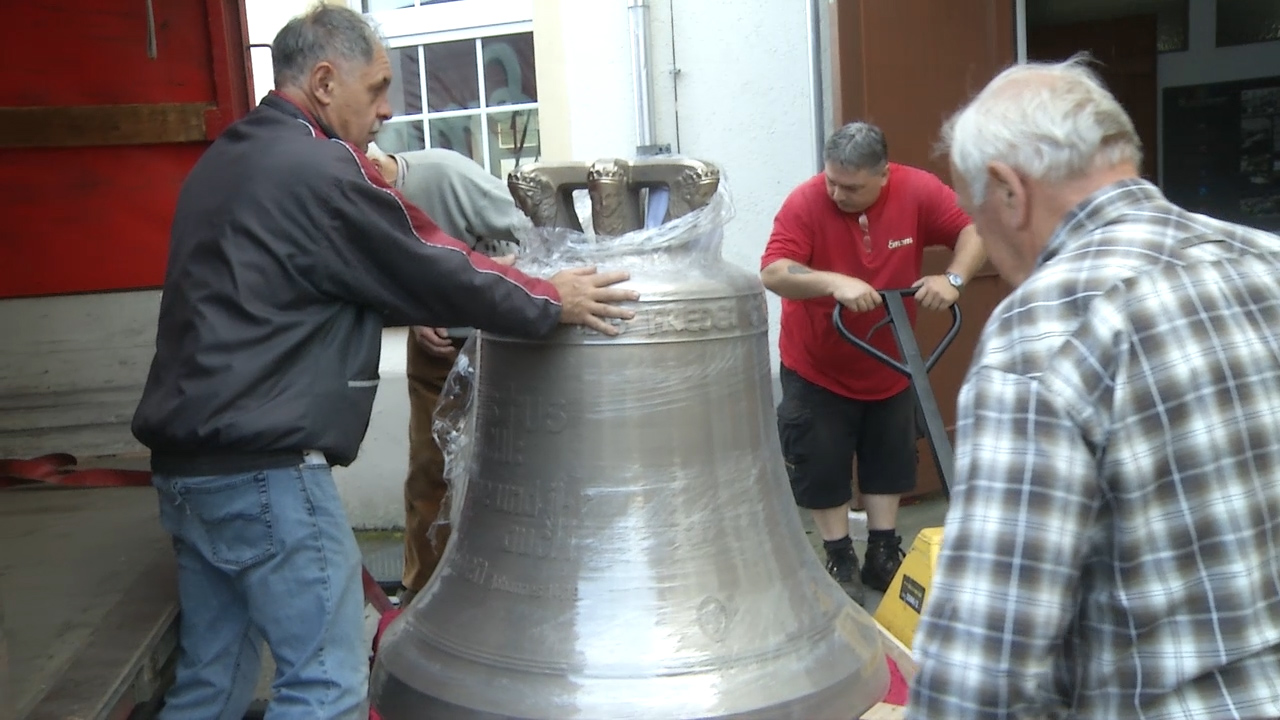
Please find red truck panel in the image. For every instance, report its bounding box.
[0,0,253,299]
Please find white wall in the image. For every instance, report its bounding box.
[535,0,817,374]
[1156,0,1280,185]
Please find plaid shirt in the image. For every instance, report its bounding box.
[908,180,1280,719]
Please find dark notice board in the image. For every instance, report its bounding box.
[1163,75,1280,232]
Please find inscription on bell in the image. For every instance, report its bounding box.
[480,423,524,465]
[472,479,539,518]
[471,473,584,562]
[502,524,557,559]
[480,388,570,465]
[454,552,578,600]
[485,386,569,434]
[559,296,768,341]
[646,300,739,335]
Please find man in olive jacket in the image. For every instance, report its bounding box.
[367,143,527,605]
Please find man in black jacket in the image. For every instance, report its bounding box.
[131,6,637,719]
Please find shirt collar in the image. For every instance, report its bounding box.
[392,152,408,190]
[1036,178,1168,269]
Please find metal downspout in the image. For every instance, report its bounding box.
[628,0,659,153]
[806,0,825,172]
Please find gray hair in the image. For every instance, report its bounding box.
[271,4,385,90]
[941,54,1142,203]
[823,122,889,171]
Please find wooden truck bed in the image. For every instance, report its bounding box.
[2,485,177,720]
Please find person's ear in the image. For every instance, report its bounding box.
[986,161,1030,230]
[309,62,339,106]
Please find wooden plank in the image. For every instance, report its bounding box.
[862,702,908,719]
[858,619,918,719]
[24,550,178,720]
[878,619,918,685]
[1,487,175,719]
[0,103,212,149]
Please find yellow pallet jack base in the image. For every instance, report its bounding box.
[873,526,943,650]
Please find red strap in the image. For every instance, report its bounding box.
[363,566,396,616]
[0,454,152,488]
[2,455,397,600]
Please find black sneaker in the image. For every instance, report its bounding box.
[825,544,867,606]
[860,534,906,593]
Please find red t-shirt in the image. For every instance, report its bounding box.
[760,163,972,401]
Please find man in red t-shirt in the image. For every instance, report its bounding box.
[760,122,986,603]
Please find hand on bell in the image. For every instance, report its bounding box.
[830,275,882,313]
[550,266,639,336]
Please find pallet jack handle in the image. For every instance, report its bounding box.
[832,287,961,498]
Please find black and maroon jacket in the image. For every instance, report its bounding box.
[132,92,560,473]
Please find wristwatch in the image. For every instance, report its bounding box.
[944,271,965,290]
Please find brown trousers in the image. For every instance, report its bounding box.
[401,334,456,592]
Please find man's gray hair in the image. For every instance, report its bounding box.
[941,54,1143,203]
[271,3,385,90]
[823,122,889,172]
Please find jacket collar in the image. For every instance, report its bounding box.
[260,90,341,141]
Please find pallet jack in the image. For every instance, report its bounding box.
[833,287,960,649]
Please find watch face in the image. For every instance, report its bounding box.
[946,272,963,288]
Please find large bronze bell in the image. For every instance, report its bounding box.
[370,158,889,719]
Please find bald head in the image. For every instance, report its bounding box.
[941,55,1142,204]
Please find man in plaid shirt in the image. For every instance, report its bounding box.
[909,56,1280,718]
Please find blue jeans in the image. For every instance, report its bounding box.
[152,462,368,719]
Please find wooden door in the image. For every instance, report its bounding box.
[829,0,1017,502]
[1028,14,1160,181]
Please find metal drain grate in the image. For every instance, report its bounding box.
[360,541,405,588]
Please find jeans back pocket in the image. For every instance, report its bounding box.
[178,471,277,571]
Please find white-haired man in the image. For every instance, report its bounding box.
[909,56,1280,718]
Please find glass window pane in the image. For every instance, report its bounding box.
[364,0,414,11]
[1217,0,1280,47]
[429,115,483,163]
[375,120,426,154]
[487,109,540,178]
[424,40,481,113]
[482,33,538,106]
[388,46,423,116]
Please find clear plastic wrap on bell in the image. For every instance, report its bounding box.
[371,158,890,720]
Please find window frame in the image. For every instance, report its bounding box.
[369,1,538,177]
